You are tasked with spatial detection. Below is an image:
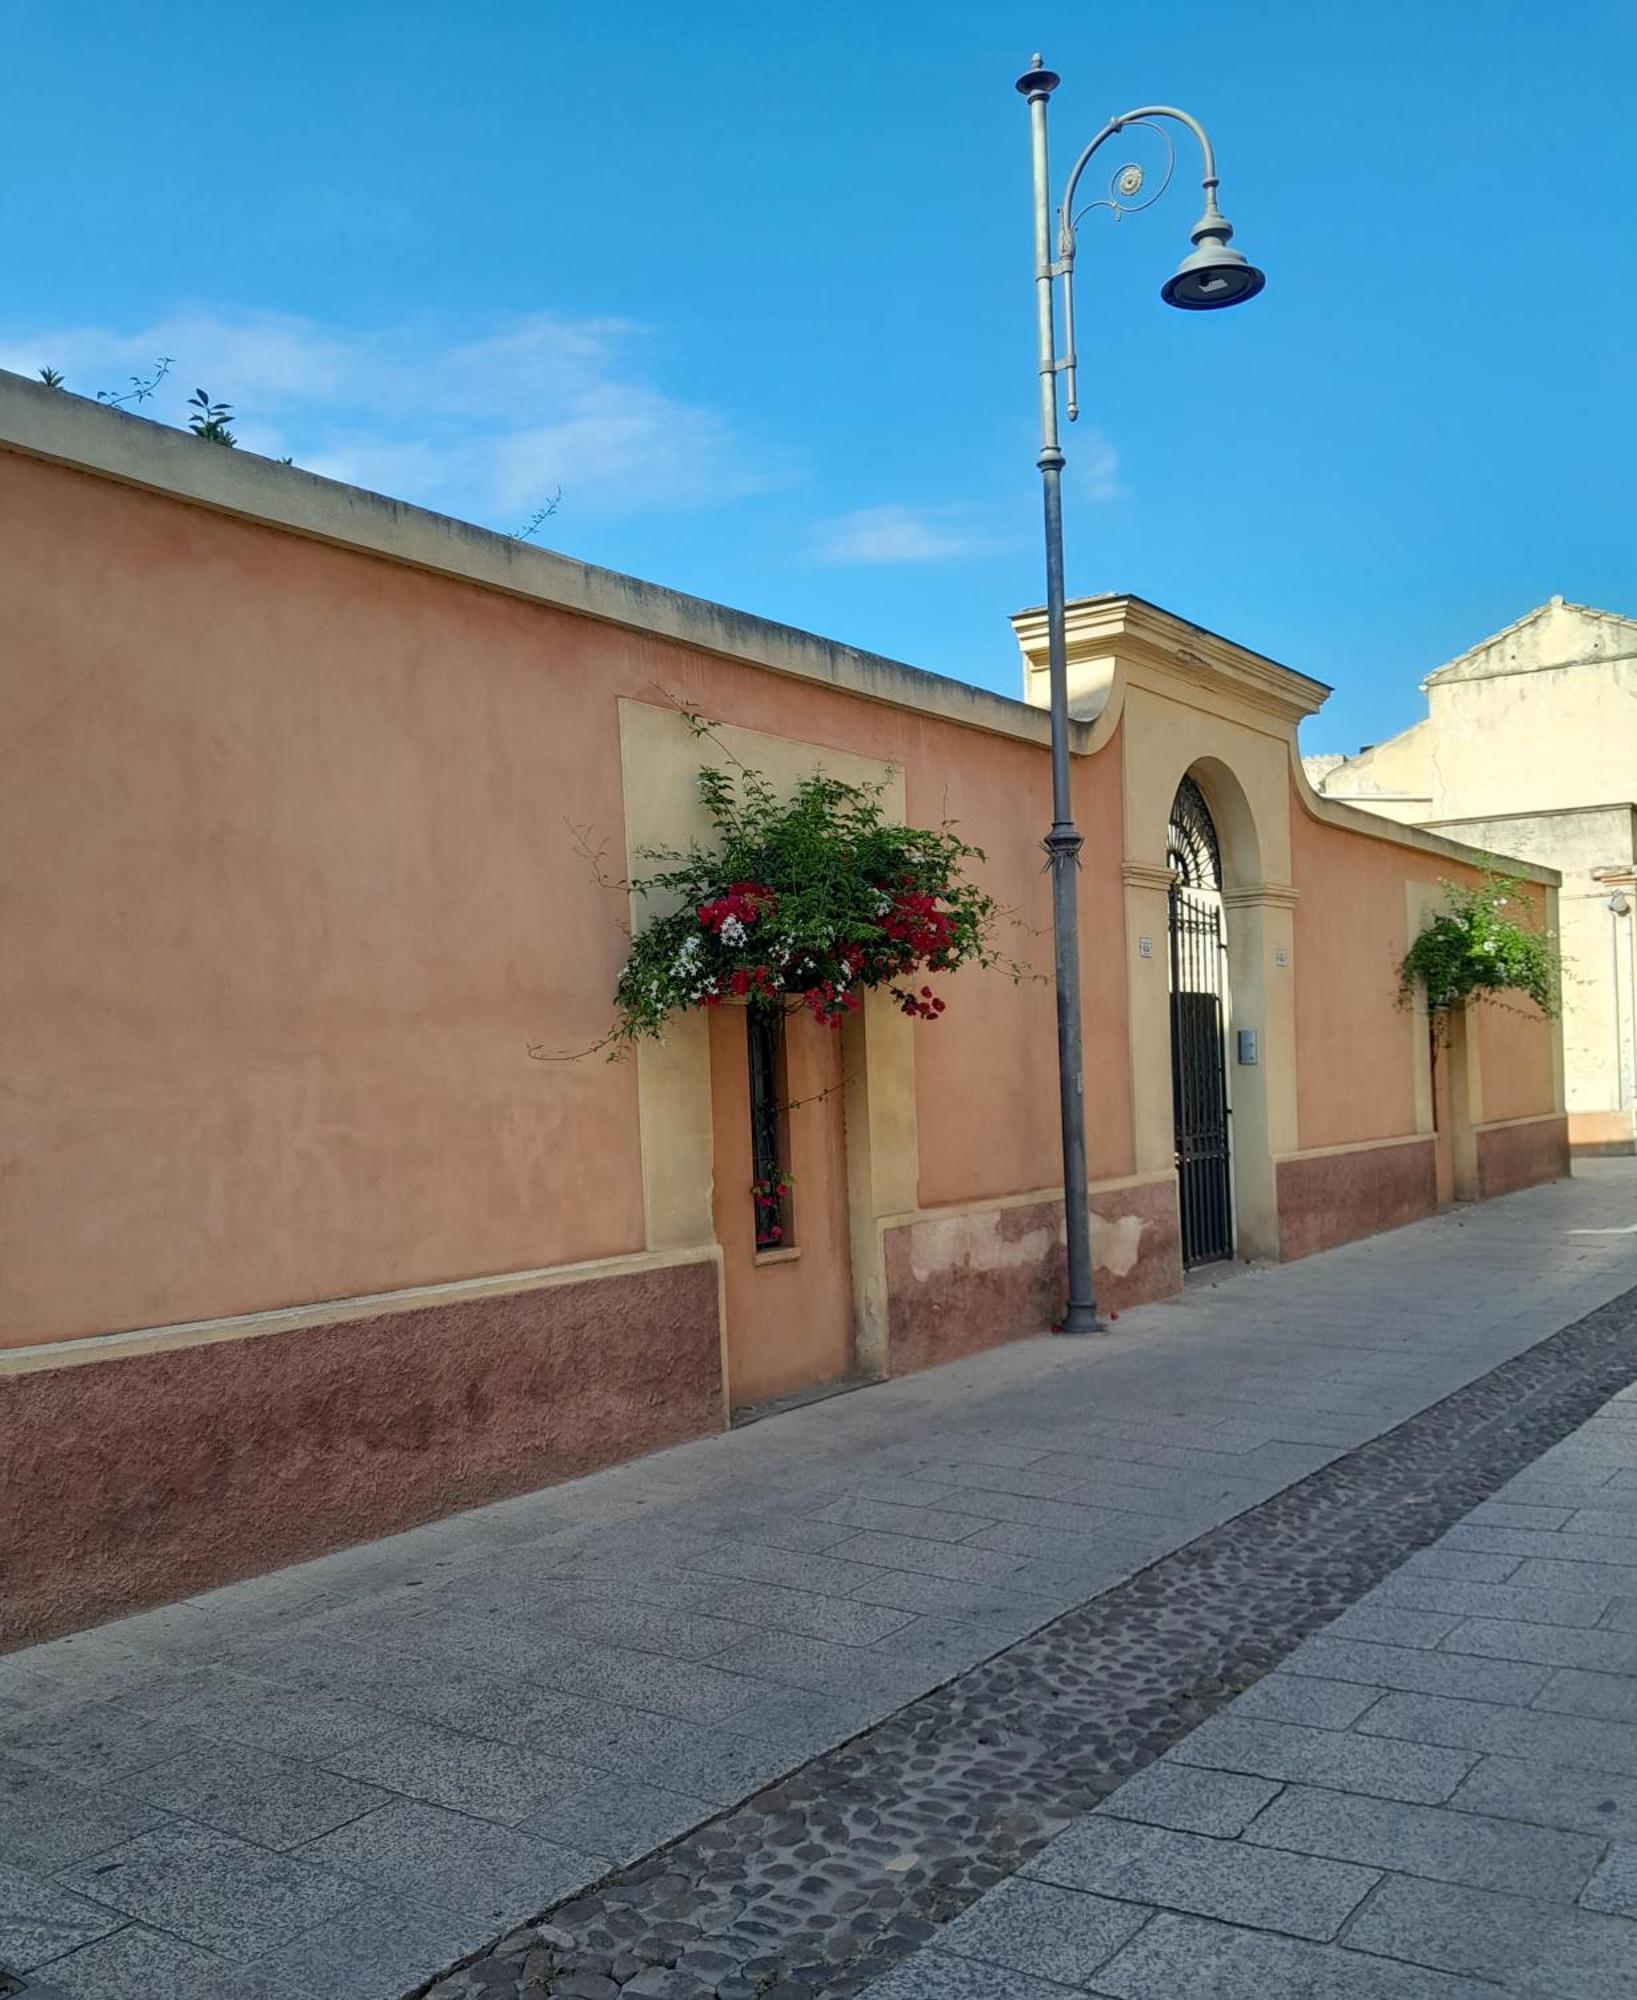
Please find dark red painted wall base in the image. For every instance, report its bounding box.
[1277,1139,1437,1262]
[1478,1118,1572,1198]
[1,1260,722,1649]
[884,1179,1183,1376]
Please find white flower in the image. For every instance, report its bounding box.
[719,915,748,947]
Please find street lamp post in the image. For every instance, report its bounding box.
[1016,54,1264,1334]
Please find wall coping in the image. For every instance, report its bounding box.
[0,368,1557,886]
[0,367,1071,754]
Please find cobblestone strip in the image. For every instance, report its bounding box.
[402,1285,1637,2000]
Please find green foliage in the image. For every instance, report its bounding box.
[608,754,1013,1054]
[37,366,65,388]
[1398,872,1560,1023]
[97,354,174,409]
[186,388,236,446]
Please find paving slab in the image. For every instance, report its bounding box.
[1344,1872,1637,1996]
[931,1877,1148,1984]
[1085,1910,1496,1999]
[0,1865,125,1976]
[1240,1783,1603,1899]
[1025,1816,1381,1940]
[53,1822,364,1960]
[1447,1752,1637,1838]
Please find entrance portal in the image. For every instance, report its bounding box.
[1168,776,1234,1265]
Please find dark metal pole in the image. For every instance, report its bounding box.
[1018,56,1104,1334]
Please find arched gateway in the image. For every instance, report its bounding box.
[1168,775,1234,1265]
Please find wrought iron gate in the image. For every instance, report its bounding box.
[1167,776,1234,1266]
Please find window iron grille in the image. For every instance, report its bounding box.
[747,1005,793,1250]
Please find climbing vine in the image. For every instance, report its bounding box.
[1398,873,1560,1025]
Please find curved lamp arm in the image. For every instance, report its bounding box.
[1056,105,1234,419]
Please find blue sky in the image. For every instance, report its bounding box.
[3,1,1633,753]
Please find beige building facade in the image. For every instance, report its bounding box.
[1307,598,1637,1154]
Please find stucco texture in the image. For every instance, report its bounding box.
[1473,989,1557,1125]
[1477,1118,1571,1198]
[0,1259,721,1646]
[884,1179,1179,1374]
[1290,801,1453,1150]
[906,727,1132,1203]
[1276,1140,1438,1262]
[0,454,647,1346]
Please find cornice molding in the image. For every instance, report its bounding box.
[1013,594,1331,729]
[1223,882,1300,911]
[1121,861,1175,893]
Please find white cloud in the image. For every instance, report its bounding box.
[815,503,991,565]
[0,308,777,526]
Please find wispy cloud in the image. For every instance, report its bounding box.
[815,503,993,565]
[0,309,778,526]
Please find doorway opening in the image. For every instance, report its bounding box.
[1168,775,1235,1266]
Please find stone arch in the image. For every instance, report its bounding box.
[1173,756,1280,1260]
[1183,755,1265,899]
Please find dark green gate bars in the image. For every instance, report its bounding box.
[1167,776,1234,1266]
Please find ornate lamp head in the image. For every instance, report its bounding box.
[1161,207,1266,310]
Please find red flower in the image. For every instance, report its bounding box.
[697,882,777,937]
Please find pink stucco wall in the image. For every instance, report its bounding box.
[2,454,647,1346]
[1289,803,1430,1150]
[2,452,1135,1352]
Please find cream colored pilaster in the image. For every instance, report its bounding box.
[634,1021,714,1249]
[1403,881,1444,1137]
[842,989,919,1380]
[1545,884,1569,1116]
[1223,882,1298,1259]
[1122,862,1176,1179]
[1449,1003,1483,1200]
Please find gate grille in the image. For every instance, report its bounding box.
[1168,777,1234,1266]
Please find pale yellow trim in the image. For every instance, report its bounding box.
[1223,882,1299,911]
[1404,880,1447,1138]
[1449,1004,1483,1199]
[1474,1111,1569,1133]
[634,1016,716,1251]
[844,987,919,1382]
[1275,1133,1435,1163]
[0,1245,722,1379]
[1014,597,1332,728]
[1121,861,1174,892]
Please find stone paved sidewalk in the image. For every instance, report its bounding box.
[863,1377,1637,1998]
[0,1163,1634,1999]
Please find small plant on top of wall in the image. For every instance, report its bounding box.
[1397,871,1561,1033]
[600,720,1016,1055]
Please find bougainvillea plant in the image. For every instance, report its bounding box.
[1398,872,1561,1029]
[607,757,1010,1052]
[751,1169,795,1249]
